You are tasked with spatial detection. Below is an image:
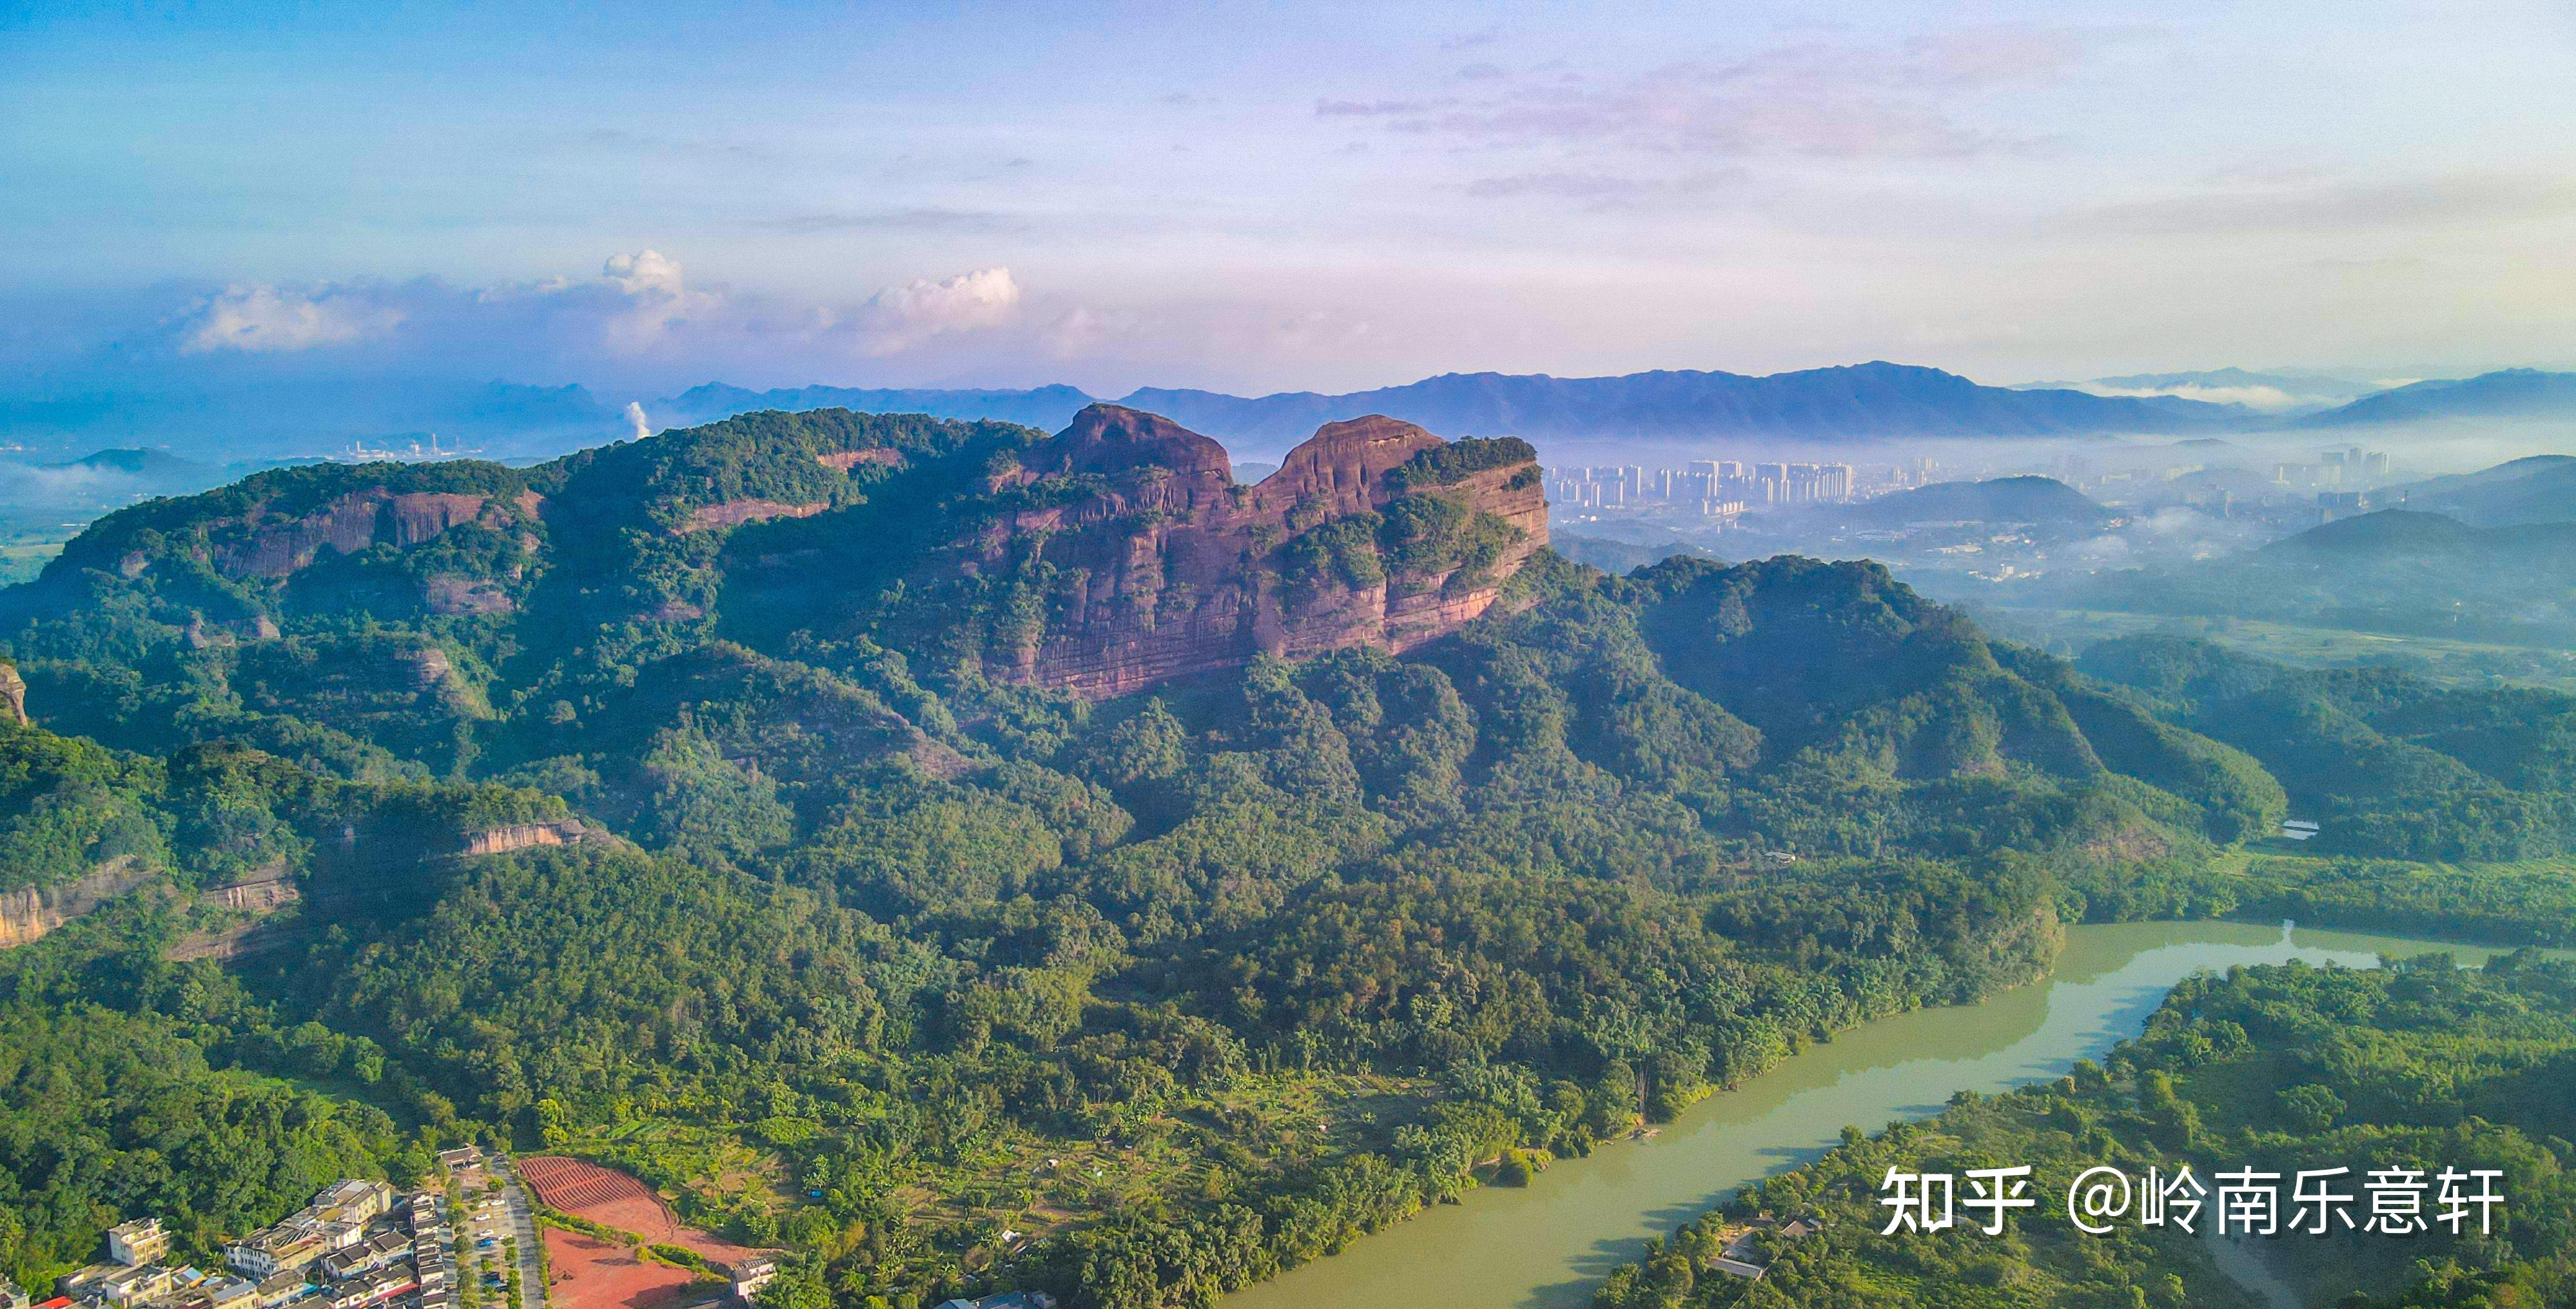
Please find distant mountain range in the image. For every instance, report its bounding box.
[10,364,2574,466]
[634,362,2246,455]
[651,364,2576,451]
[1114,362,2247,451]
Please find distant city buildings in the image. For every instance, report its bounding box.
[1548,457,1886,522]
[2278,447,2389,489]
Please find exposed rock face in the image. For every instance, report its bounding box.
[969,404,1548,698]
[206,865,302,913]
[817,448,906,472]
[0,858,153,949]
[210,489,511,579]
[679,499,828,534]
[460,819,589,857]
[0,659,24,724]
[425,575,516,616]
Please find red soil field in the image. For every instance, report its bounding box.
[520,1156,762,1266]
[541,1228,700,1309]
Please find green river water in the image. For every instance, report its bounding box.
[1223,919,2541,1309]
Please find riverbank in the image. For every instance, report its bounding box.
[1222,920,2546,1309]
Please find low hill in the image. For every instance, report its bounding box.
[2257,508,2486,556]
[2303,367,2576,428]
[44,447,215,480]
[1844,475,2109,527]
[2011,503,2576,650]
[2385,453,2576,526]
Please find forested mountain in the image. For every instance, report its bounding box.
[0,403,2564,1309]
[2078,636,2575,860]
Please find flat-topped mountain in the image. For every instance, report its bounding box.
[721,403,1547,696]
[3,403,1545,766]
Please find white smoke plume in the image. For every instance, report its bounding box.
[624,401,650,441]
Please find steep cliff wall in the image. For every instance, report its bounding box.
[967,405,1548,698]
[0,659,24,724]
[0,857,154,949]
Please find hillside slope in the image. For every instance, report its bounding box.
[2303,367,2576,428]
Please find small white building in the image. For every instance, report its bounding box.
[109,1221,172,1268]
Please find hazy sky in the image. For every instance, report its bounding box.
[5,0,2573,398]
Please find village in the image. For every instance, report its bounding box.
[0,1150,809,1309]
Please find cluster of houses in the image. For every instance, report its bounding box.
[10,1181,460,1309]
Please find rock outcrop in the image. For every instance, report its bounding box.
[460,819,589,857]
[966,405,1548,698]
[211,489,514,579]
[0,659,24,724]
[0,858,153,949]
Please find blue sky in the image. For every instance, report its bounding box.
[4,0,2573,402]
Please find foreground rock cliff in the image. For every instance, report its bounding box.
[1,403,1548,748]
[926,404,1549,695]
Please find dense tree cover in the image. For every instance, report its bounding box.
[4,409,2567,1309]
[2080,636,2575,860]
[1590,953,2576,1309]
[0,715,565,895]
[0,903,429,1294]
[2055,852,2576,949]
[1382,435,1541,492]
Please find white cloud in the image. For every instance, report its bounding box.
[2077,382,2310,412]
[598,248,714,352]
[857,266,1021,354]
[181,285,405,354]
[603,249,686,297]
[145,253,1043,383]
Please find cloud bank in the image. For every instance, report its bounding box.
[182,286,407,354]
[155,253,1032,381]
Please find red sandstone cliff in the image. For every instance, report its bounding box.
[966,404,1548,699]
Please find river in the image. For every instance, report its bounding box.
[1223,919,2542,1309]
